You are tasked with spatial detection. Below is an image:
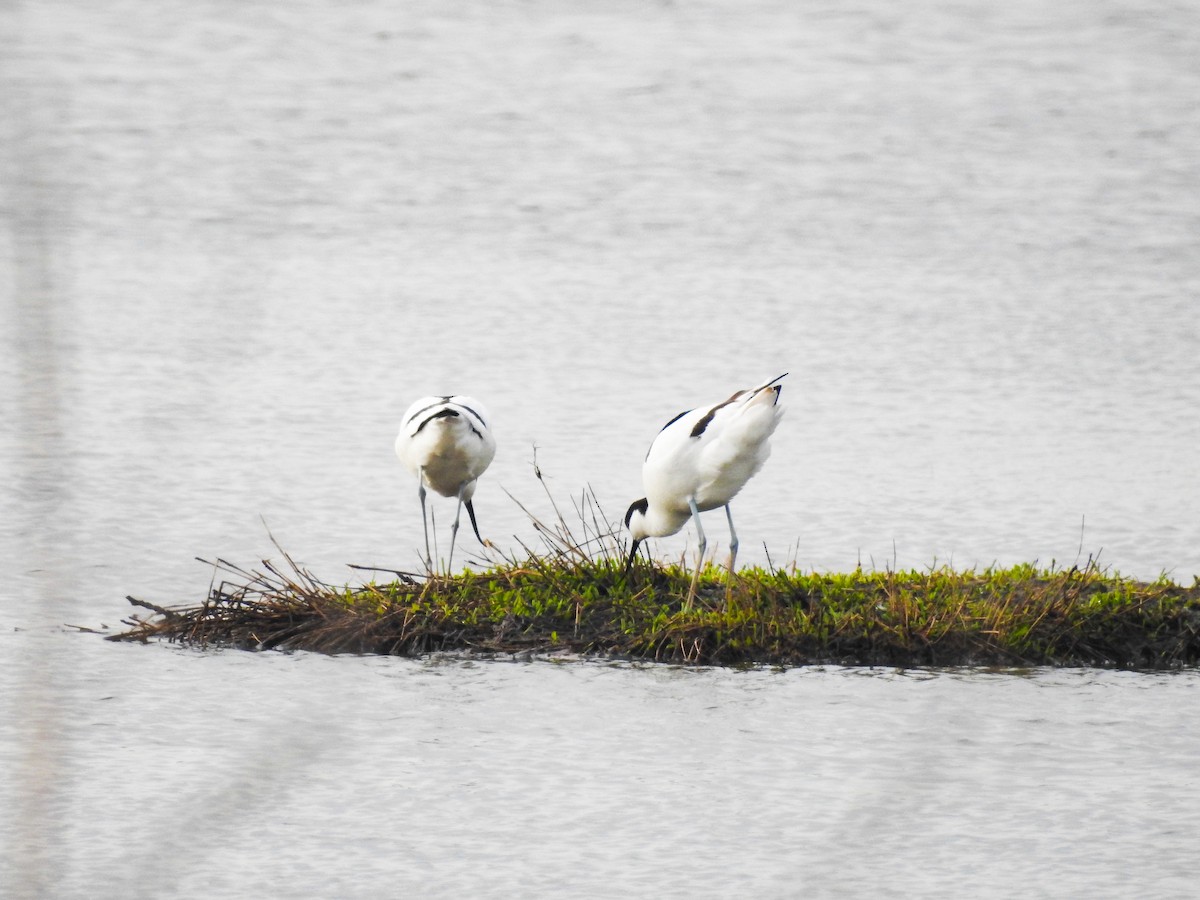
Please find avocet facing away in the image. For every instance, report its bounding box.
[395,395,496,570]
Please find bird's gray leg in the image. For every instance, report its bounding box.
[418,468,432,570]
[448,495,463,573]
[431,503,439,567]
[725,504,739,575]
[688,496,707,562]
[685,496,705,611]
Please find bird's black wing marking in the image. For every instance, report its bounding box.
[413,407,459,434]
[658,409,692,433]
[453,402,488,432]
[689,390,747,438]
[646,410,693,460]
[407,398,487,438]
[405,400,449,426]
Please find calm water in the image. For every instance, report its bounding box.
[3,1,1199,897]
[5,633,1200,900]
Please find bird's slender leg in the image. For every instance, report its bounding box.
[448,489,465,573]
[685,496,706,611]
[688,496,708,561]
[431,502,439,570]
[417,468,432,571]
[723,503,740,602]
[725,503,739,575]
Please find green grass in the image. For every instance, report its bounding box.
[111,557,1200,669]
[110,490,1200,669]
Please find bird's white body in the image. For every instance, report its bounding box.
[626,374,786,579]
[395,395,496,568]
[396,396,496,499]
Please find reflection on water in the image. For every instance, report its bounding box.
[3,0,1200,897]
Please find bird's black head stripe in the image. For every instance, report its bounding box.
[624,497,649,527]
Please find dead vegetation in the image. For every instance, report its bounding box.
[110,488,1200,670]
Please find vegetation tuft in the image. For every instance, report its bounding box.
[110,486,1200,670]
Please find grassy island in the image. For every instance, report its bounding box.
[112,552,1200,670]
[110,491,1200,670]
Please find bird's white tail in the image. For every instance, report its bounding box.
[749,372,786,406]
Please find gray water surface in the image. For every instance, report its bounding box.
[5,631,1199,900]
[3,1,1199,897]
